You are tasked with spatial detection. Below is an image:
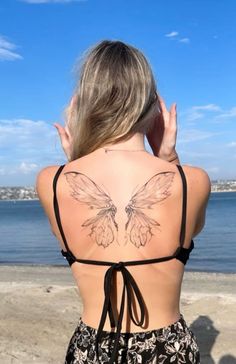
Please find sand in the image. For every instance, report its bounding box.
[0,265,235,364]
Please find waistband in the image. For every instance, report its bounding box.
[77,313,188,339]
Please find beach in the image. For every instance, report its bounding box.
[0,266,235,364]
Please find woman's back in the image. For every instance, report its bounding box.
[36,40,210,364]
[41,147,209,333]
[36,39,210,363]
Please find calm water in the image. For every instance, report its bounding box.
[0,193,235,273]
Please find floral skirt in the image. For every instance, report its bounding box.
[64,313,200,364]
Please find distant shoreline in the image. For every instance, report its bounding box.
[0,263,235,275]
[0,190,235,202]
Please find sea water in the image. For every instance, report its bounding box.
[0,192,235,273]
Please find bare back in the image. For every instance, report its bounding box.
[37,149,210,333]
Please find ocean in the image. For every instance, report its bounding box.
[0,192,235,273]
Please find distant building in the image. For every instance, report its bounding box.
[0,187,38,200]
[211,180,236,192]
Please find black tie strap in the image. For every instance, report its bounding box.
[95,261,145,364]
[60,252,179,363]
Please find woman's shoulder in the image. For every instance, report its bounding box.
[181,164,211,184]
[180,164,211,200]
[35,164,62,187]
[35,164,65,205]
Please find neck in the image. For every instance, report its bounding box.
[100,133,146,151]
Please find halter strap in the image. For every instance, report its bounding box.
[52,164,70,252]
[176,164,187,247]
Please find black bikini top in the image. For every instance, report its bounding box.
[52,164,194,364]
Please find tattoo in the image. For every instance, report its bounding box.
[124,172,175,247]
[64,171,175,248]
[64,171,118,248]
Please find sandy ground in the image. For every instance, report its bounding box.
[0,265,235,364]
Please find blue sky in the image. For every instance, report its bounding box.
[0,0,236,186]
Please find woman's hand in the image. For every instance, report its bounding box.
[53,96,76,162]
[146,95,179,163]
[53,123,72,161]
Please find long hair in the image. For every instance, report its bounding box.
[66,40,160,160]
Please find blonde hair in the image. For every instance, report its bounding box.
[66,40,160,160]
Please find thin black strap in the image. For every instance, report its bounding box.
[52,164,71,253]
[74,254,177,267]
[95,261,145,364]
[176,165,187,247]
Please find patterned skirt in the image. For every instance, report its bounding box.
[64,313,200,364]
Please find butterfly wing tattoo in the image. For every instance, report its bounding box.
[64,171,118,248]
[124,172,175,248]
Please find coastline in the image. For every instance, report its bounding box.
[1,262,236,275]
[0,265,235,364]
[0,190,236,202]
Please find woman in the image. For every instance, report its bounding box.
[36,40,211,364]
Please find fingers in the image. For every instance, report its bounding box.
[158,95,177,126]
[65,125,72,141]
[169,103,177,118]
[169,103,177,128]
[159,96,176,115]
[53,123,71,145]
[53,123,72,161]
[170,103,177,114]
[53,123,66,136]
[158,96,169,116]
